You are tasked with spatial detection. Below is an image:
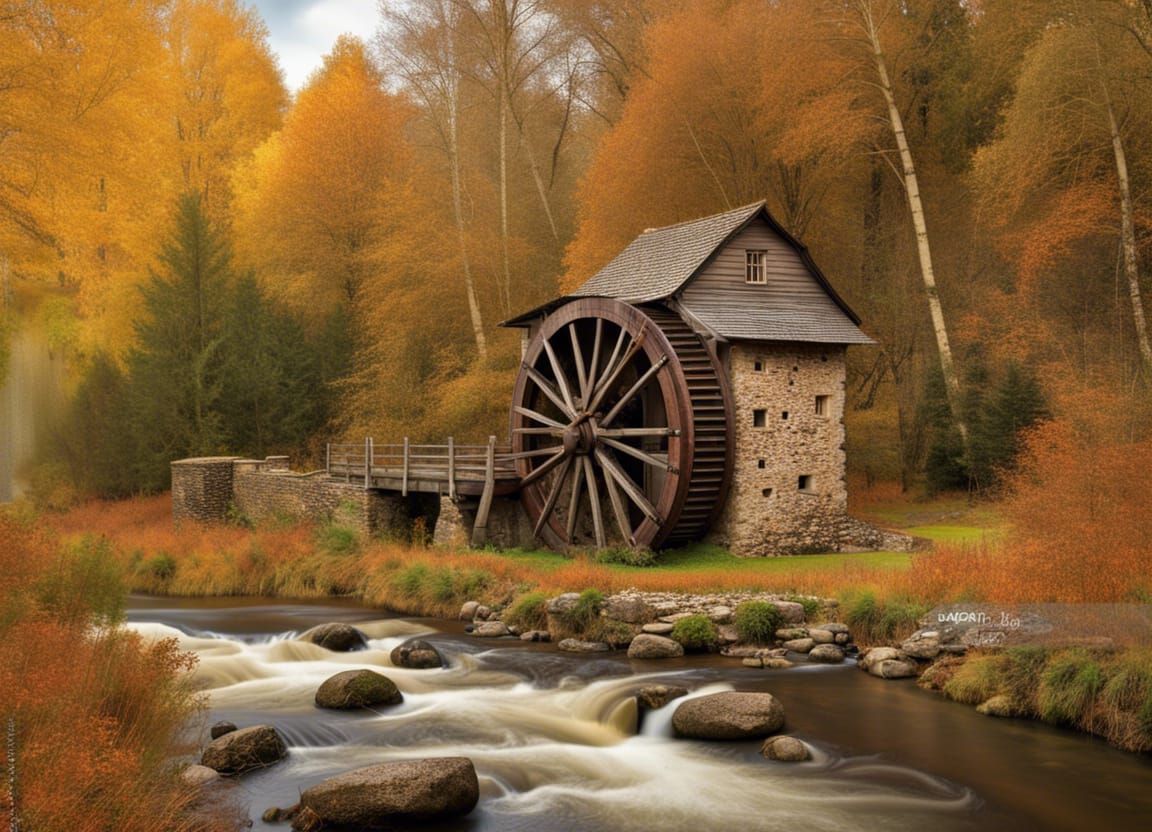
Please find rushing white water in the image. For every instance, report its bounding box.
[128,616,985,831]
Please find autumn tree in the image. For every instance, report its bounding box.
[234,36,414,312]
[975,0,1152,381]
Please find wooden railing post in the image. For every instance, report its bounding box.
[471,435,497,547]
[402,437,410,497]
[325,442,331,476]
[447,436,456,500]
[364,437,372,489]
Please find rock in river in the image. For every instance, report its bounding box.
[627,634,684,659]
[209,721,237,740]
[761,736,810,762]
[672,692,785,740]
[558,639,611,653]
[291,757,479,831]
[300,623,367,652]
[637,684,689,710]
[472,621,510,638]
[807,644,845,664]
[315,669,403,710]
[390,639,443,669]
[201,725,287,775]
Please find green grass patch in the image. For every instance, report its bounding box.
[671,614,719,650]
[733,601,782,645]
[504,591,549,632]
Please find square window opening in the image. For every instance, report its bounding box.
[757,459,766,469]
[761,488,774,498]
[798,475,813,492]
[781,411,789,420]
[745,250,767,284]
[753,360,764,372]
[752,409,767,428]
[815,395,829,417]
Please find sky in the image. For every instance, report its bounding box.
[251,0,382,92]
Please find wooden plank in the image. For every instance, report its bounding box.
[471,436,497,546]
[402,437,409,496]
[533,456,573,539]
[447,436,456,499]
[364,437,371,489]
[582,455,605,548]
[601,457,634,545]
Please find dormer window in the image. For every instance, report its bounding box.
[745,250,767,284]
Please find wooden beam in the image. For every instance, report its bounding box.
[402,437,409,496]
[447,436,456,500]
[471,436,497,546]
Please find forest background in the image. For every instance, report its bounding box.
[3,0,1152,503]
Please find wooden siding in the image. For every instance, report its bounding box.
[678,218,871,344]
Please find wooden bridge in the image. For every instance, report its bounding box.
[326,438,525,542]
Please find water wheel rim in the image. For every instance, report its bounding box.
[510,299,697,550]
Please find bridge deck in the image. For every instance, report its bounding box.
[327,440,522,499]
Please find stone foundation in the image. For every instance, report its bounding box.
[172,457,239,523]
[711,343,913,555]
[432,495,536,550]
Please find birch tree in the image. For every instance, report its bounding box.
[846,0,969,445]
[382,0,489,359]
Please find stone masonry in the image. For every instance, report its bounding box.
[172,456,428,539]
[711,343,913,555]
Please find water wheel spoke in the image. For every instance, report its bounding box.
[525,365,576,420]
[581,455,606,548]
[587,330,646,415]
[591,327,628,402]
[585,319,604,398]
[595,448,660,524]
[542,338,576,414]
[600,354,669,427]
[513,405,566,430]
[513,426,566,437]
[568,324,589,402]
[534,456,573,539]
[565,461,584,543]
[600,460,635,545]
[597,427,679,438]
[599,436,676,473]
[519,448,569,489]
[504,446,564,461]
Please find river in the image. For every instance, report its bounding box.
[126,596,1152,832]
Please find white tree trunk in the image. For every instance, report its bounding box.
[498,89,513,316]
[448,65,488,360]
[1102,67,1152,374]
[859,1,968,444]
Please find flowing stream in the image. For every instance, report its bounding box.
[127,597,1152,831]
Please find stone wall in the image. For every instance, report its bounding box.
[711,343,914,555]
[432,495,535,549]
[171,456,428,538]
[171,457,239,523]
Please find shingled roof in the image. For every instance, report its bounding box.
[503,201,871,345]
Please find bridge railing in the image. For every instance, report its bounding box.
[326,437,517,499]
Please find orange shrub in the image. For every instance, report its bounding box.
[0,516,236,832]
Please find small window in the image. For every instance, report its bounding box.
[815,395,829,416]
[798,475,813,492]
[761,488,774,498]
[745,250,767,284]
[757,459,766,469]
[781,411,789,420]
[753,409,766,428]
[753,360,764,372]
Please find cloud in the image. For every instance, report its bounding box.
[254,0,380,92]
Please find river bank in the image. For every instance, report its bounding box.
[128,595,1152,832]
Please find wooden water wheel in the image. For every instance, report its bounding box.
[509,298,733,550]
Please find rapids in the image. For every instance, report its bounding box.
[127,597,1152,831]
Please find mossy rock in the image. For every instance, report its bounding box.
[315,669,403,710]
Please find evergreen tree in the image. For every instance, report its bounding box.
[61,353,137,497]
[973,361,1050,485]
[218,274,323,456]
[127,193,232,490]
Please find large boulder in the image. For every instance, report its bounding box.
[604,595,654,624]
[292,758,479,831]
[315,669,403,710]
[641,622,674,635]
[771,601,806,624]
[637,684,689,711]
[300,623,367,652]
[459,601,480,621]
[627,634,684,659]
[808,644,845,664]
[808,629,835,645]
[761,736,810,762]
[901,631,943,660]
[872,659,919,679]
[390,639,443,669]
[782,638,815,654]
[201,725,287,775]
[858,646,901,672]
[471,621,510,638]
[672,692,785,740]
[180,764,221,787]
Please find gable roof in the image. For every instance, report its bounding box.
[503,201,871,345]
